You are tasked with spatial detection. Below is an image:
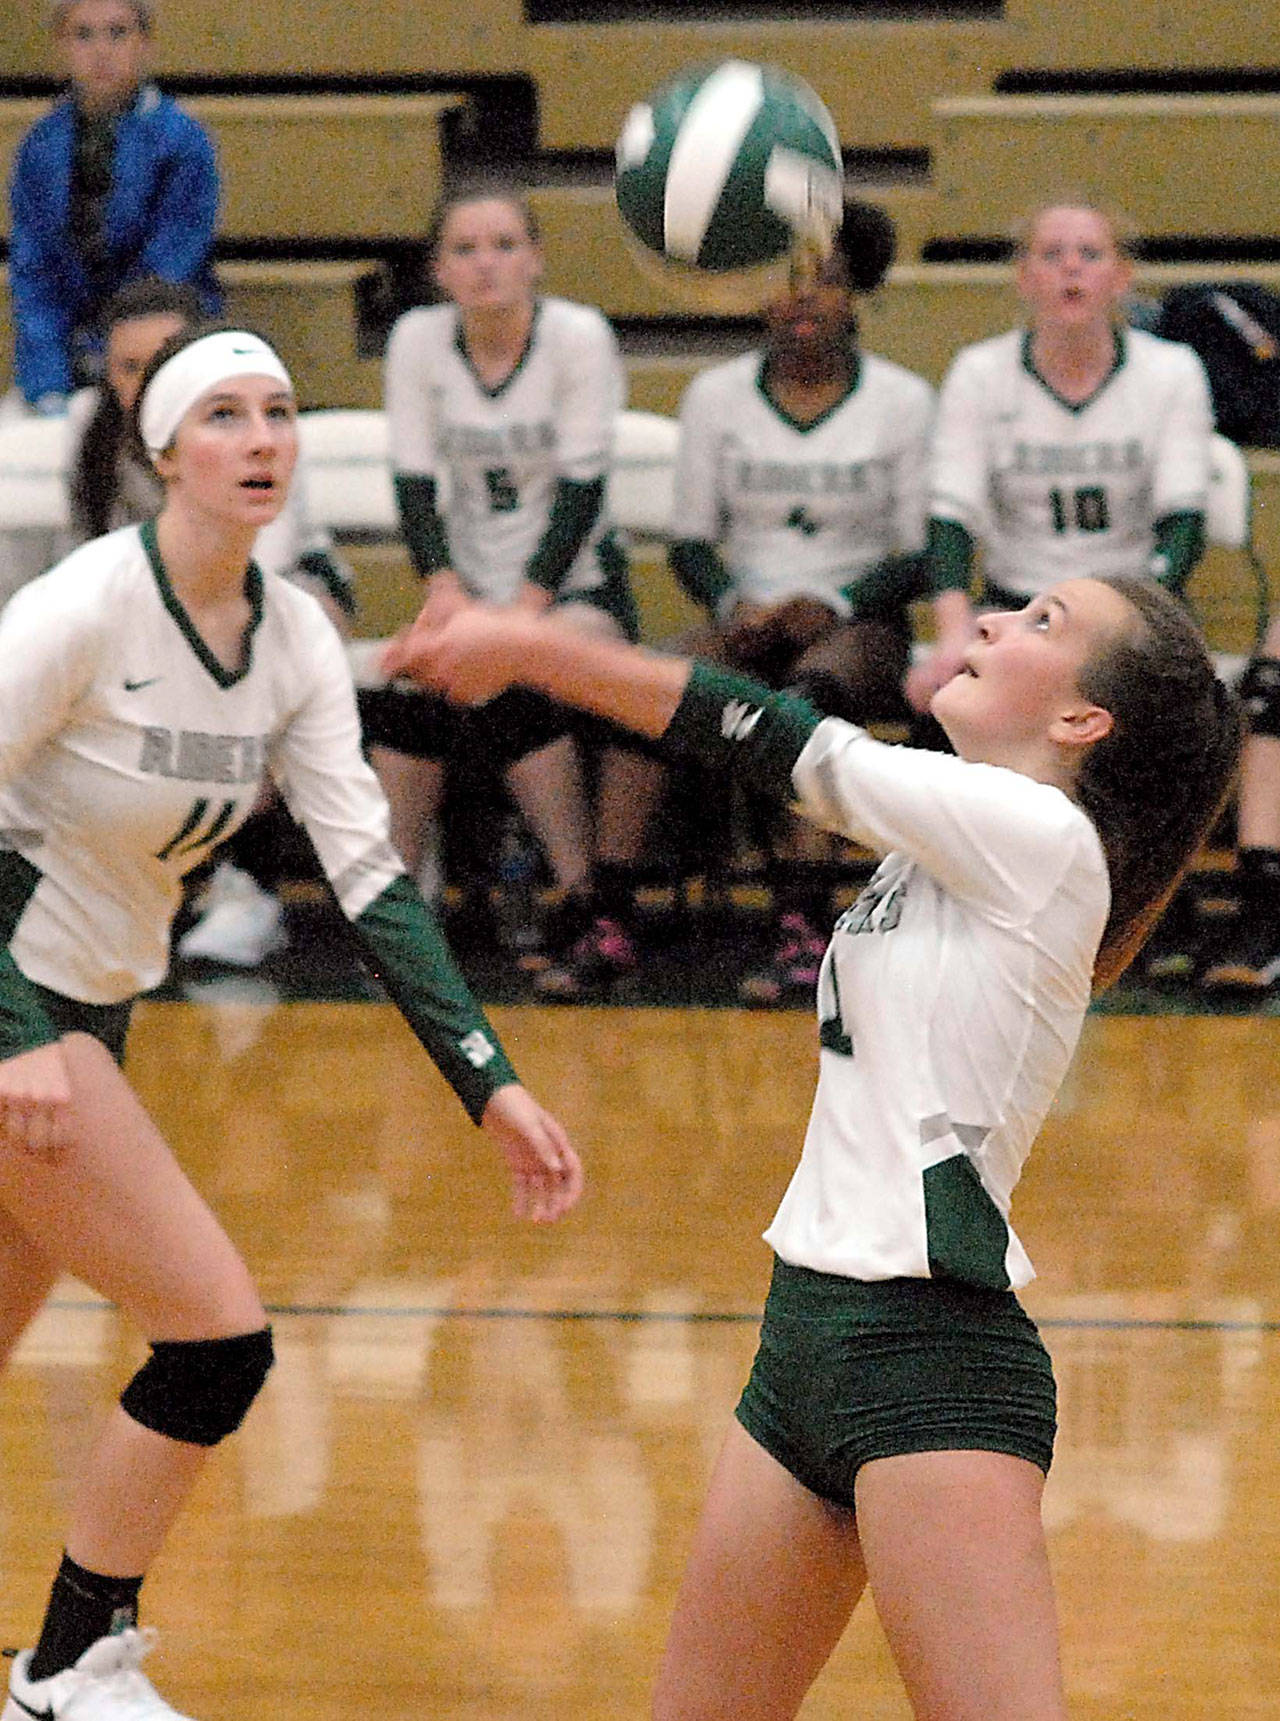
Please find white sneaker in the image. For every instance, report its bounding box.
[176,863,287,967]
[3,1629,196,1720]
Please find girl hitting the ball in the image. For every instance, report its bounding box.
[385,575,1240,1721]
[0,324,580,1721]
[370,180,662,998]
[667,199,941,1003]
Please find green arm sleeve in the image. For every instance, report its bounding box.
[394,473,452,580]
[1151,510,1207,597]
[663,660,823,804]
[840,552,931,620]
[352,875,519,1124]
[669,539,734,615]
[525,476,606,593]
[926,517,976,595]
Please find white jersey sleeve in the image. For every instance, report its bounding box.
[0,568,105,788]
[384,308,440,481]
[263,587,403,919]
[929,342,997,540]
[1151,342,1215,518]
[792,717,1106,925]
[889,376,933,555]
[671,367,727,545]
[549,307,623,481]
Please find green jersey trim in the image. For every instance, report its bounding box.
[923,1154,1012,1291]
[352,873,518,1124]
[0,852,63,1061]
[452,300,541,401]
[755,349,863,436]
[664,661,822,803]
[140,519,264,690]
[1019,328,1126,416]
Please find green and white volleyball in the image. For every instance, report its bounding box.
[615,60,844,310]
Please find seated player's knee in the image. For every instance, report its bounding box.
[1239,655,1280,739]
[783,667,863,725]
[119,1327,274,1446]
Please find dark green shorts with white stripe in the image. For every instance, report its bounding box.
[735,1256,1057,1508]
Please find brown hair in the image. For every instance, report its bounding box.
[71,277,204,538]
[424,180,541,286]
[1074,577,1243,988]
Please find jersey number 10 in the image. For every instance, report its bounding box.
[1049,485,1110,534]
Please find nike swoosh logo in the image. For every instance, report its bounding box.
[123,677,161,692]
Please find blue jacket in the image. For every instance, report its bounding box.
[9,83,222,405]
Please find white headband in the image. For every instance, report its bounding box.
[139,330,292,453]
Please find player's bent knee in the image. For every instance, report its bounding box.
[119,1326,274,1445]
[1239,655,1280,739]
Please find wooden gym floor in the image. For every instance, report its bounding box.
[3,993,1279,1718]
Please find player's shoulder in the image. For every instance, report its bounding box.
[536,296,620,352]
[386,302,453,359]
[257,568,346,659]
[1121,325,1209,382]
[860,351,935,406]
[2,526,148,636]
[681,350,760,410]
[945,328,1024,382]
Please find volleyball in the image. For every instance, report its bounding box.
[614,60,844,312]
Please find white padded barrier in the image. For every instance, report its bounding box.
[0,406,681,540]
[0,412,74,531]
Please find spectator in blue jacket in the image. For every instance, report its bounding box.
[7,0,221,417]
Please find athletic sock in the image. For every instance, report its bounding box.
[770,860,836,932]
[1238,846,1280,921]
[27,1553,144,1680]
[592,860,639,925]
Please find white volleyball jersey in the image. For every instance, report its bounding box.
[385,297,624,603]
[930,327,1213,597]
[765,719,1109,1290]
[0,522,402,1003]
[673,350,935,611]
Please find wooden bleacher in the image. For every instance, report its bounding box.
[2,0,1280,637]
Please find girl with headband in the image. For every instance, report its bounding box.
[0,324,581,1721]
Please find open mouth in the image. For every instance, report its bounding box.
[240,477,275,491]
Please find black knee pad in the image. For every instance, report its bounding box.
[1239,656,1280,740]
[120,1327,274,1446]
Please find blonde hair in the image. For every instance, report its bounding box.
[1011,198,1135,263]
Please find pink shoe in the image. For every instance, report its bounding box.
[739,912,826,1005]
[534,915,638,999]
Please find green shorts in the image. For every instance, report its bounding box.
[18,982,134,1068]
[735,1256,1057,1508]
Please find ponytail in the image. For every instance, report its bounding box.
[1075,577,1243,988]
